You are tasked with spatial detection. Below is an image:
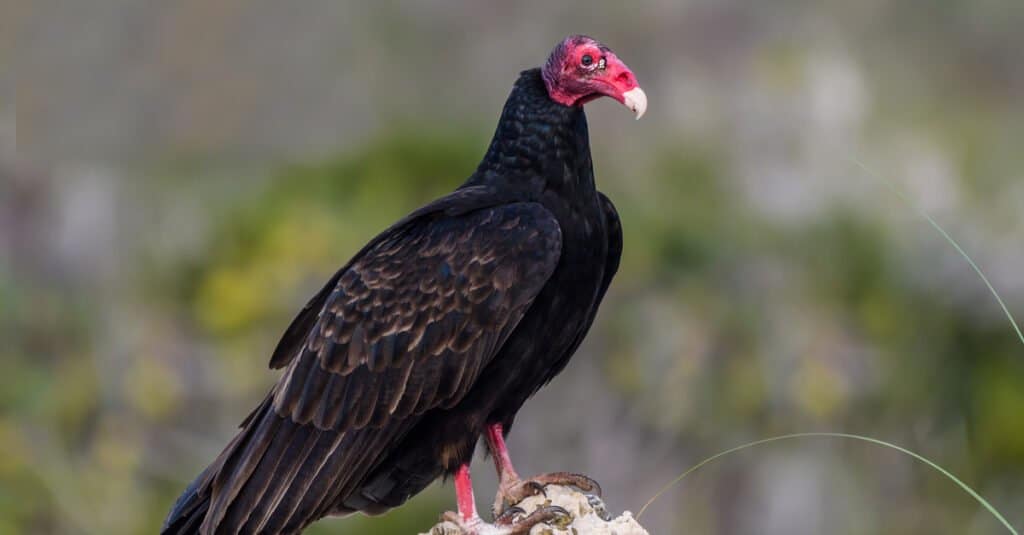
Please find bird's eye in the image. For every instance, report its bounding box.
[581,54,593,66]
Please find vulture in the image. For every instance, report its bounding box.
[163,34,646,535]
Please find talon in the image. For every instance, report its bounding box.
[493,506,526,526]
[494,479,546,517]
[437,504,571,534]
[504,505,571,535]
[549,472,601,496]
[506,480,546,501]
[523,472,601,495]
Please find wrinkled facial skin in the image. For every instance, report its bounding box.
[542,35,646,119]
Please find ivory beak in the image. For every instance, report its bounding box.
[622,87,648,120]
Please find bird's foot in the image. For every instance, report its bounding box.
[494,505,572,533]
[434,506,570,535]
[493,472,601,517]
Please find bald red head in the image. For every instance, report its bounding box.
[541,35,647,119]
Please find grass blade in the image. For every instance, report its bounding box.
[848,155,1024,347]
[635,432,1018,534]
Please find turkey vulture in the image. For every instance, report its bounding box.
[164,34,646,535]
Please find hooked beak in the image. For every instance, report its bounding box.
[598,52,647,120]
[622,87,648,120]
[547,44,648,120]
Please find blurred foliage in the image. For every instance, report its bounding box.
[190,132,478,337]
[7,128,1024,533]
[189,133,481,533]
[8,2,1024,534]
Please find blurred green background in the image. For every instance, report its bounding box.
[7,1,1024,534]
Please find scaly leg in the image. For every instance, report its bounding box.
[455,464,478,524]
[439,463,569,534]
[484,423,601,517]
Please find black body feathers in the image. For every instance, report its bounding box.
[164,68,622,535]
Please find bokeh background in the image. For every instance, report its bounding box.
[7,1,1024,534]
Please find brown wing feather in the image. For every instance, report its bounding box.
[272,201,561,431]
[195,200,561,534]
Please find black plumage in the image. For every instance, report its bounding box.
[165,41,628,535]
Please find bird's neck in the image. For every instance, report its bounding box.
[467,69,595,197]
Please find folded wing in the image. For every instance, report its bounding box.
[196,200,562,533]
[273,201,562,430]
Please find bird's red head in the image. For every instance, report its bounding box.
[541,35,647,119]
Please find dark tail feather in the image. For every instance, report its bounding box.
[163,391,424,534]
[161,398,274,535]
[162,467,213,535]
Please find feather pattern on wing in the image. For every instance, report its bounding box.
[272,201,561,430]
[193,199,562,534]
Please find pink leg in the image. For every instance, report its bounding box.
[444,461,571,533]
[444,431,575,531]
[485,422,601,517]
[454,463,478,522]
[486,423,520,482]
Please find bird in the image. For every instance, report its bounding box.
[163,34,646,535]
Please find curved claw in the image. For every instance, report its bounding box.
[557,472,601,496]
[493,480,545,517]
[522,480,547,498]
[493,472,603,518]
[504,505,571,535]
[493,506,526,526]
[437,505,571,535]
[525,472,602,496]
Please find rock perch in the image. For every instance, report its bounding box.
[422,485,650,535]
